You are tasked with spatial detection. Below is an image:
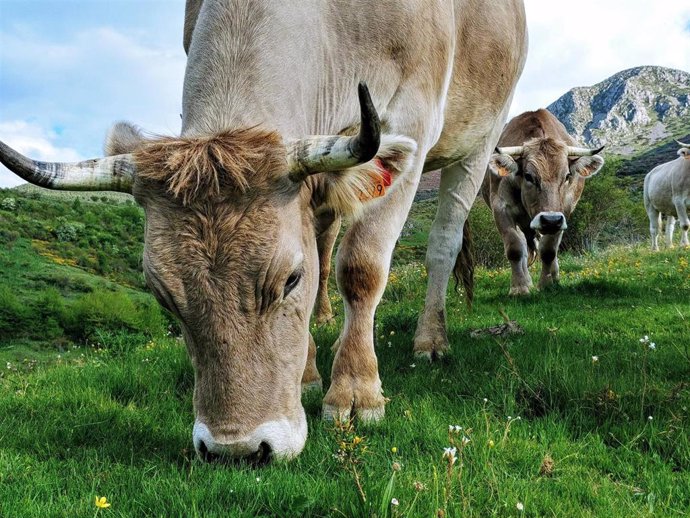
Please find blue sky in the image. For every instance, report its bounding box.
[2,0,690,187]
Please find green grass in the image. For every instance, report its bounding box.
[1,243,688,517]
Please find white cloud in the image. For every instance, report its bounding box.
[511,0,690,115]
[0,121,83,188]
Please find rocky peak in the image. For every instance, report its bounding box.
[547,66,690,155]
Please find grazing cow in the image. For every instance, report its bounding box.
[0,0,527,461]
[644,140,690,250]
[481,109,605,295]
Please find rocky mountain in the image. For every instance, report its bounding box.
[547,66,690,156]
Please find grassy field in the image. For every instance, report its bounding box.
[1,188,689,517]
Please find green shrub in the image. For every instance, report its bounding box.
[0,286,29,339]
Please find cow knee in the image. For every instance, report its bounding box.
[540,249,556,264]
[506,245,525,263]
[337,259,385,305]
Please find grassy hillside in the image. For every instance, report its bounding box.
[1,185,689,517]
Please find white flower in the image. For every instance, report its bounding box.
[449,425,462,433]
[483,398,488,403]
[443,447,457,457]
[391,498,399,506]
[648,415,653,421]
[256,477,261,482]
[461,436,470,446]
[517,502,524,511]
[409,363,416,368]
[591,355,599,363]
[648,342,656,350]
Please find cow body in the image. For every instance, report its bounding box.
[1,0,528,461]
[481,109,604,295]
[644,144,690,249]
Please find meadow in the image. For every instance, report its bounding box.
[0,184,689,517]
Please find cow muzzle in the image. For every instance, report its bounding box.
[192,410,307,464]
[531,211,567,235]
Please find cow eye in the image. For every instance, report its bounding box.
[565,172,573,182]
[524,173,535,184]
[284,270,302,297]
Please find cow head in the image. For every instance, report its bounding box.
[0,84,415,462]
[488,138,604,234]
[677,140,690,159]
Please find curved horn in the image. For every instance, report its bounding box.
[496,146,524,157]
[566,145,605,157]
[676,140,690,147]
[0,141,134,192]
[287,82,381,180]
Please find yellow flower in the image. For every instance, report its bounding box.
[488,440,495,449]
[353,436,363,445]
[391,446,398,453]
[95,496,111,509]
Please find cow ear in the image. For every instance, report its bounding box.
[105,121,147,156]
[310,134,417,216]
[488,153,518,177]
[570,155,604,178]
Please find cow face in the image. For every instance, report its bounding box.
[124,126,414,463]
[489,138,604,235]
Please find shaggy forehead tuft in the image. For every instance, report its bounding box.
[134,128,288,205]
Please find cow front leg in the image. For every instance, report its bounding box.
[673,200,690,247]
[538,232,563,289]
[301,334,323,393]
[504,228,532,295]
[313,209,341,325]
[665,215,676,248]
[414,154,485,360]
[323,163,422,422]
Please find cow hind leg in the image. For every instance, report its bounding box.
[674,201,690,247]
[647,206,661,251]
[413,153,486,360]
[665,215,676,248]
[313,210,341,325]
[323,161,423,422]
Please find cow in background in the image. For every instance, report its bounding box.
[644,140,690,250]
[481,109,605,295]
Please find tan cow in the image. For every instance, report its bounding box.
[644,140,690,249]
[481,109,605,295]
[0,0,527,461]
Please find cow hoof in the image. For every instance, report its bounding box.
[322,403,385,423]
[301,379,323,394]
[509,286,530,296]
[413,335,449,361]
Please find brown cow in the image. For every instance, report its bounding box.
[481,109,605,295]
[1,0,527,461]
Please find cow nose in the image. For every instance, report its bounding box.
[192,414,307,463]
[530,211,567,234]
[197,437,272,465]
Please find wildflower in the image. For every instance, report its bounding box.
[387,341,392,347]
[648,416,653,421]
[353,436,363,445]
[488,439,495,448]
[94,496,111,509]
[443,447,457,464]
[516,502,524,511]
[391,498,399,506]
[482,398,488,403]
[461,436,470,446]
[409,363,416,368]
[256,477,261,482]
[640,335,649,343]
[648,342,656,350]
[591,355,599,363]
[391,446,398,453]
[390,331,395,336]
[448,425,462,434]
[392,462,402,471]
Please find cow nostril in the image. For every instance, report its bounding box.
[251,441,272,466]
